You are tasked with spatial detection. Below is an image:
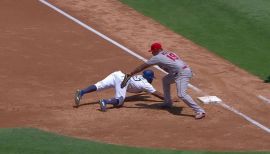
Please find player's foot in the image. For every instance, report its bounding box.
[74,89,82,106]
[99,99,107,112]
[158,102,172,109]
[195,112,205,120]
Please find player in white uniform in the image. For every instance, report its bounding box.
[74,70,166,111]
[122,43,205,119]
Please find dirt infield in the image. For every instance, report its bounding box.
[1,0,270,151]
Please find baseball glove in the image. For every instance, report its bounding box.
[121,74,131,88]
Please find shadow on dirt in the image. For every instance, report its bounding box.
[73,93,193,118]
[125,93,163,103]
[74,93,162,108]
[73,101,99,108]
[124,94,193,118]
[124,103,193,118]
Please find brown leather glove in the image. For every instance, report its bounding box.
[121,74,131,88]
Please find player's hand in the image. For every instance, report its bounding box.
[121,74,131,88]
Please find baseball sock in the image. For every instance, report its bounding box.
[81,85,97,96]
[103,98,119,106]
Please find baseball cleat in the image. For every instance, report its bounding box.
[74,89,82,106]
[195,112,205,120]
[99,99,107,112]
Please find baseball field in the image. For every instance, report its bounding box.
[1,0,270,153]
[121,0,270,81]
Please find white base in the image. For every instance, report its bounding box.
[197,96,222,104]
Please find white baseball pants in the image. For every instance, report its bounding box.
[94,71,127,105]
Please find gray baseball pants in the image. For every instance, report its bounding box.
[162,69,205,113]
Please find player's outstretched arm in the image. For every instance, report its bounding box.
[129,63,151,76]
[121,63,151,88]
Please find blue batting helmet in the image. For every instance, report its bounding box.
[143,69,155,83]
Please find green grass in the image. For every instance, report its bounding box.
[120,0,270,80]
[0,128,269,154]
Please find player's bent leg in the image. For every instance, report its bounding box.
[99,99,107,112]
[75,85,97,107]
[115,96,125,106]
[105,98,121,106]
[74,89,82,106]
[80,85,97,96]
[99,71,126,112]
[99,96,124,112]
[176,77,205,118]
[114,72,127,104]
[161,74,174,107]
[95,72,116,91]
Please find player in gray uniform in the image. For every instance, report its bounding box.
[74,70,172,112]
[122,43,205,119]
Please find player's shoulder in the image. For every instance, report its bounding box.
[161,50,175,54]
[158,50,172,56]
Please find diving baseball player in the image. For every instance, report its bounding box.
[121,43,206,119]
[74,70,167,112]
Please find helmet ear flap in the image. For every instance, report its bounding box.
[146,78,153,84]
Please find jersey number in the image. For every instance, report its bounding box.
[132,76,142,81]
[166,53,179,61]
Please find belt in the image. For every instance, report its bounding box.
[172,66,189,76]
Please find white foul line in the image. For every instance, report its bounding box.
[37,0,200,92]
[218,102,270,133]
[258,95,270,104]
[39,0,270,133]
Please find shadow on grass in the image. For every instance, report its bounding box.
[264,75,270,83]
